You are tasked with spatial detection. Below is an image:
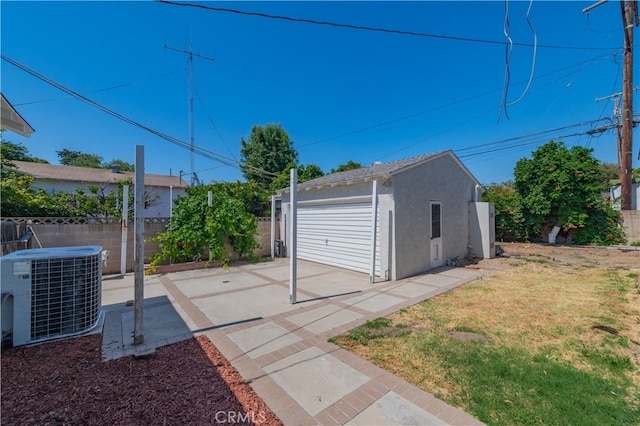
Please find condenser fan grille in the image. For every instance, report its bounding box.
[31,253,102,341]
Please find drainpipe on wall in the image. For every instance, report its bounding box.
[370,180,378,284]
[271,195,276,260]
[475,184,482,202]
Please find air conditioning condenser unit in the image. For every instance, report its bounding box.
[1,246,103,347]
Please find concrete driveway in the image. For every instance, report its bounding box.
[101,259,484,425]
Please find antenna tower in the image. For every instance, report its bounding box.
[165,39,214,186]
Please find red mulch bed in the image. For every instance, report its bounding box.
[1,335,282,426]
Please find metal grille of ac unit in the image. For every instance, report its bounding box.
[30,252,102,342]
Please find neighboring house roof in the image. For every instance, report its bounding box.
[9,160,188,188]
[1,93,35,138]
[278,150,480,194]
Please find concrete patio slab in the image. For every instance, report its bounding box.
[297,271,373,299]
[439,267,485,280]
[409,273,460,287]
[101,281,169,308]
[172,270,270,298]
[386,282,440,299]
[342,292,407,312]
[346,391,444,425]
[121,301,192,347]
[227,321,303,360]
[263,346,370,417]
[101,258,486,425]
[192,284,316,326]
[286,304,363,335]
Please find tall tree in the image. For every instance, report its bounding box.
[269,162,324,192]
[599,162,619,187]
[105,159,135,172]
[482,181,525,242]
[240,124,297,189]
[57,149,103,168]
[514,140,624,245]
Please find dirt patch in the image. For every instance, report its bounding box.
[495,242,640,270]
[448,331,488,342]
[1,334,282,426]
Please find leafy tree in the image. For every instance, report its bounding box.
[151,184,260,268]
[513,140,624,245]
[105,159,135,172]
[1,139,155,218]
[57,149,103,168]
[206,181,270,216]
[482,181,525,242]
[240,124,298,189]
[331,160,362,173]
[1,139,48,163]
[269,162,325,192]
[599,162,619,187]
[1,136,48,215]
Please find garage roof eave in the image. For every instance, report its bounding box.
[278,173,392,195]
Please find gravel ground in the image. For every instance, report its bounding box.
[1,334,282,426]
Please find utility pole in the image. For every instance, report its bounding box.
[620,0,638,210]
[595,92,624,168]
[584,0,638,210]
[165,39,214,186]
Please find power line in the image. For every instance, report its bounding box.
[156,0,615,51]
[299,50,617,149]
[455,118,610,154]
[456,124,612,160]
[194,88,237,160]
[1,54,277,181]
[13,70,182,106]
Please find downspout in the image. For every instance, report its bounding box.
[370,180,378,284]
[475,184,482,202]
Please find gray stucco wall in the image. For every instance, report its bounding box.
[392,155,479,279]
[279,153,481,281]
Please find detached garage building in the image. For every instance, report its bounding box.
[278,150,494,281]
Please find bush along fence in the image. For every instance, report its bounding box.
[0,217,276,275]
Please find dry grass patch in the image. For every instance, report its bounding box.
[331,255,640,425]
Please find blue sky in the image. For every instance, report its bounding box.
[1,1,635,186]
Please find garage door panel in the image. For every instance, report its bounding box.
[297,202,381,276]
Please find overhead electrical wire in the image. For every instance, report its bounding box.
[1,54,276,181]
[194,88,237,160]
[156,0,615,51]
[498,0,513,123]
[456,131,589,159]
[299,50,617,150]
[454,117,612,156]
[506,0,538,107]
[13,70,182,107]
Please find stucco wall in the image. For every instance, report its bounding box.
[3,219,274,275]
[622,210,640,242]
[392,155,479,279]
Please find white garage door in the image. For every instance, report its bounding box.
[297,201,381,276]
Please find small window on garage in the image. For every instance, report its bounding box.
[431,202,441,239]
